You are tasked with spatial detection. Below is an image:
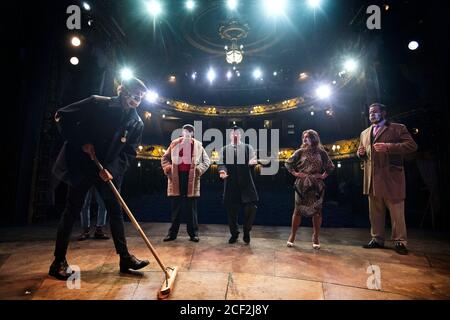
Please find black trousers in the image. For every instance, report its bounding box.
[54,176,129,260]
[226,202,257,237]
[168,171,199,238]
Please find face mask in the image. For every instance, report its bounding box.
[370,112,382,123]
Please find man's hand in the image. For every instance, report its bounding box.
[357,146,366,157]
[99,169,113,182]
[373,143,389,153]
[219,171,229,180]
[163,166,172,176]
[82,144,96,160]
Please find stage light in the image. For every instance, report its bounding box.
[147,0,162,17]
[273,71,278,76]
[168,75,176,83]
[191,72,197,80]
[144,112,152,120]
[162,114,166,119]
[120,68,134,80]
[145,90,159,103]
[226,70,233,80]
[227,0,238,10]
[236,71,241,77]
[344,59,358,73]
[308,0,321,9]
[337,162,342,168]
[185,0,195,10]
[332,80,337,85]
[70,57,79,65]
[299,72,309,81]
[87,19,93,26]
[82,2,91,11]
[253,68,263,80]
[263,0,287,16]
[408,41,419,51]
[316,84,331,99]
[207,68,216,83]
[310,111,315,116]
[71,36,81,47]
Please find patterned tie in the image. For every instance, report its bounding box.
[373,125,380,137]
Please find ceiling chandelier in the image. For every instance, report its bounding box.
[219,20,249,65]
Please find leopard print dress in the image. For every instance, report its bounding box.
[285,148,335,217]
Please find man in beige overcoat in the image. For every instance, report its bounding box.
[358,103,417,255]
[161,124,210,242]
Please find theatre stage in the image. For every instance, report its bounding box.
[0,223,449,300]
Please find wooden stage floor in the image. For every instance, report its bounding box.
[0,223,449,300]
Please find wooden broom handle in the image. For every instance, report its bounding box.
[93,156,170,278]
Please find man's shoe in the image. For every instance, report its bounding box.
[48,259,72,280]
[94,227,110,240]
[395,242,408,255]
[243,233,250,244]
[163,235,177,242]
[228,235,238,244]
[189,236,200,243]
[77,229,90,241]
[119,255,150,273]
[363,239,385,249]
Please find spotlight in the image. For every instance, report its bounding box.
[253,68,263,80]
[207,68,216,83]
[82,2,91,11]
[307,0,321,9]
[162,114,166,119]
[263,0,287,16]
[299,72,309,81]
[71,36,81,47]
[344,59,358,73]
[137,161,142,168]
[87,19,93,26]
[147,0,162,17]
[273,71,278,76]
[226,70,233,80]
[145,90,159,103]
[70,57,79,65]
[227,0,238,10]
[191,72,197,80]
[185,0,195,10]
[144,112,152,120]
[316,84,331,99]
[168,75,176,83]
[408,41,419,51]
[326,109,334,116]
[310,111,315,116]
[120,68,134,80]
[337,162,342,168]
[236,71,241,77]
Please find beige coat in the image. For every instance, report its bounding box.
[358,122,417,199]
[161,137,210,197]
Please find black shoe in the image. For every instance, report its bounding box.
[243,233,250,244]
[77,229,90,241]
[119,255,150,273]
[163,235,177,242]
[94,227,110,240]
[395,242,408,255]
[189,236,199,243]
[363,239,385,249]
[228,235,238,244]
[48,259,72,280]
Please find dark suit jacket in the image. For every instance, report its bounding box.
[52,95,144,187]
[218,143,259,205]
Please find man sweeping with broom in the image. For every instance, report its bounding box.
[49,77,150,280]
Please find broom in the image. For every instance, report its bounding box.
[93,156,178,299]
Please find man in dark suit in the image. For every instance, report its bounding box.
[357,103,418,255]
[49,78,150,280]
[219,126,259,244]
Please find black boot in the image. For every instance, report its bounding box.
[48,258,72,280]
[94,226,110,240]
[119,255,150,273]
[243,232,251,244]
[228,233,239,244]
[77,228,90,241]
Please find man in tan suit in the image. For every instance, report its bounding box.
[358,103,417,255]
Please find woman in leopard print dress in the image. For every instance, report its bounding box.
[285,130,335,249]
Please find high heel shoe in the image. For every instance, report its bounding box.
[312,243,321,250]
[287,241,294,247]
